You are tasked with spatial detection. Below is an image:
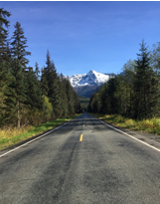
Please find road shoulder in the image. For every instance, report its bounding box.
[94,116,160,151]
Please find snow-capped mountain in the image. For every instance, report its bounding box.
[69,70,110,87]
[66,70,111,98]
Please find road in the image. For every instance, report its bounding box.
[1,112,160,203]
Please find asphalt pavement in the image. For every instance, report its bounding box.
[1,112,160,204]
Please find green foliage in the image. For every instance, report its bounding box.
[0,8,82,129]
[150,42,160,71]
[11,21,31,69]
[5,60,26,128]
[134,40,158,119]
[0,61,12,125]
[89,40,160,121]
[43,95,53,121]
[46,52,60,116]
[0,8,11,62]
[25,67,43,110]
[40,51,82,118]
[4,21,31,128]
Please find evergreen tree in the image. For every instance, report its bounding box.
[0,8,11,62]
[41,67,49,96]
[45,51,60,116]
[150,42,160,72]
[11,22,31,70]
[149,42,160,116]
[0,61,12,126]
[0,8,12,126]
[25,67,43,110]
[134,40,157,119]
[99,83,108,113]
[122,60,136,117]
[35,62,40,81]
[5,22,31,128]
[5,60,26,128]
[65,79,75,114]
[59,74,68,116]
[88,92,98,113]
[24,67,44,125]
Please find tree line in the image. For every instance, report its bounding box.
[88,40,160,120]
[0,8,82,128]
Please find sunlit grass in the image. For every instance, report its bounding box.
[91,113,160,135]
[0,114,81,151]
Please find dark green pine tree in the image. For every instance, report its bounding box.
[107,77,118,114]
[134,40,157,119]
[65,79,75,115]
[45,51,60,117]
[0,60,13,126]
[59,74,68,116]
[0,8,12,126]
[11,22,31,70]
[5,60,26,128]
[35,62,40,81]
[0,8,11,62]
[41,67,49,96]
[34,62,43,106]
[6,22,31,128]
[73,90,82,113]
[25,67,43,110]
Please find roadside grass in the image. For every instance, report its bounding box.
[91,113,160,135]
[0,114,81,151]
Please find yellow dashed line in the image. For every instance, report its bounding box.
[80,134,83,142]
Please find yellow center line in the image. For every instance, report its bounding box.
[80,134,83,142]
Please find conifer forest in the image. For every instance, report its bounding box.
[0,8,82,128]
[88,40,160,120]
[1,7,160,129]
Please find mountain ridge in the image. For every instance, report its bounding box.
[66,70,112,98]
[69,70,109,87]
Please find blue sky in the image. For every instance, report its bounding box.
[1,1,160,76]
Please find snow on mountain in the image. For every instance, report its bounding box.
[69,74,86,87]
[69,70,110,87]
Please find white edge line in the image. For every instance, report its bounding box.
[0,119,72,158]
[98,118,160,153]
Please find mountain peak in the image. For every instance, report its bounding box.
[66,70,111,97]
[69,70,109,88]
[87,70,98,75]
[88,69,94,73]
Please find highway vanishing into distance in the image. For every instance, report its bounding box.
[1,112,160,203]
